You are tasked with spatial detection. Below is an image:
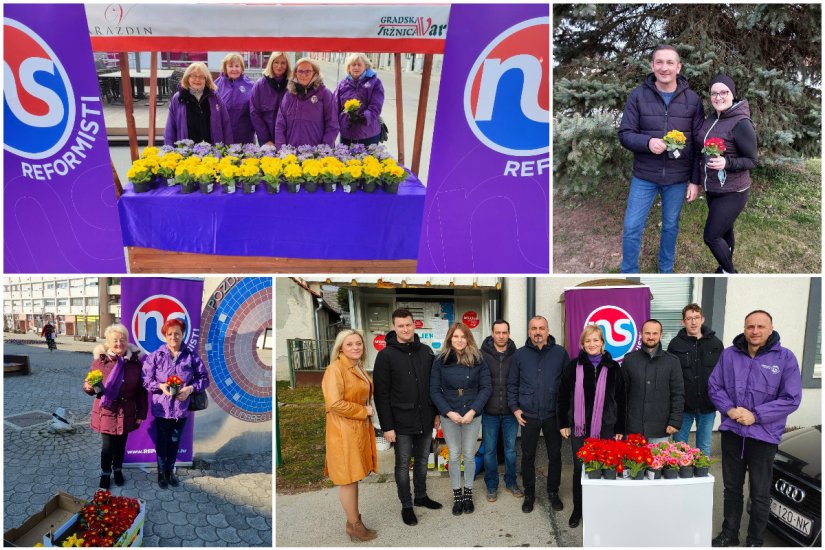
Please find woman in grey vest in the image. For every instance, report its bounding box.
[697,74,758,274]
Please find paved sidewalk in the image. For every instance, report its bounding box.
[4,343,272,546]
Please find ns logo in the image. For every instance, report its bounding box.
[4,17,75,160]
[584,306,640,362]
[132,295,192,354]
[464,16,549,157]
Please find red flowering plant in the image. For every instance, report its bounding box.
[166,375,184,396]
[702,137,726,157]
[575,438,606,473]
[73,490,140,547]
[622,433,653,477]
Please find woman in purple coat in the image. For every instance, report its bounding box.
[142,318,210,489]
[250,51,291,147]
[333,53,385,146]
[164,62,233,146]
[274,57,339,148]
[83,324,148,489]
[214,53,255,144]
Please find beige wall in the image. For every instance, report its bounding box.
[275,278,315,381]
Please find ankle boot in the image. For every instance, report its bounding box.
[346,518,377,542]
[463,487,474,514]
[452,488,464,516]
[358,514,376,537]
[99,473,111,490]
[165,470,179,487]
[113,469,125,486]
[157,472,168,489]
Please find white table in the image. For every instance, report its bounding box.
[582,472,715,546]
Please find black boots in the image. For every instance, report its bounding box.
[401,507,418,526]
[113,469,125,486]
[452,489,463,516]
[165,471,180,487]
[522,494,535,513]
[463,487,474,514]
[158,472,168,489]
[549,491,564,511]
[99,473,111,490]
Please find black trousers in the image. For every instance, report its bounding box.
[704,190,749,273]
[394,432,432,508]
[155,417,188,473]
[520,415,562,496]
[721,430,778,546]
[100,433,128,474]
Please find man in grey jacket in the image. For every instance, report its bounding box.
[622,319,685,443]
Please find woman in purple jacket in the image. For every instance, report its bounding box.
[214,53,255,145]
[274,57,339,148]
[164,62,233,146]
[250,51,292,147]
[142,318,210,489]
[333,53,385,146]
[83,324,148,489]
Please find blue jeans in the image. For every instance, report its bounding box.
[621,176,687,273]
[481,413,518,491]
[154,416,187,473]
[674,411,716,456]
[441,415,481,490]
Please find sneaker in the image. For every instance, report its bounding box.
[506,485,524,498]
[486,488,498,502]
[711,532,740,547]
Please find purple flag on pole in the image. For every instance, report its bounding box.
[4,4,125,273]
[120,278,205,466]
[564,286,651,363]
[417,4,549,273]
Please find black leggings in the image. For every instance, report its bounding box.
[101,433,128,474]
[704,190,749,273]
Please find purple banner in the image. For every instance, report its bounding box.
[417,4,549,273]
[564,286,651,363]
[120,277,205,466]
[4,4,125,273]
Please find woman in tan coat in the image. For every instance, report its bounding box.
[322,329,378,542]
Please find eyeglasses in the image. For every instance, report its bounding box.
[684,316,703,322]
[295,70,314,75]
[710,91,730,99]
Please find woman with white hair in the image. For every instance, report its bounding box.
[83,324,147,489]
[164,61,233,145]
[333,53,385,146]
[274,57,339,148]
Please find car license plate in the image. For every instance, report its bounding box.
[770,498,812,536]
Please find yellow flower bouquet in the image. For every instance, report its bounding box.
[663,129,687,159]
[85,369,105,396]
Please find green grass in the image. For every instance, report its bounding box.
[276,381,332,494]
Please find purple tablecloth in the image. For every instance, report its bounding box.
[118,177,425,259]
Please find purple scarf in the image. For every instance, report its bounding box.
[99,354,125,409]
[573,357,609,438]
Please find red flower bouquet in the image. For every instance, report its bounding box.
[702,137,726,157]
[166,375,184,397]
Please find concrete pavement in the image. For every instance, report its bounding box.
[3,342,272,546]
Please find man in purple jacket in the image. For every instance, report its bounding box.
[708,310,802,548]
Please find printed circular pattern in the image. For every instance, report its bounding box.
[199,277,272,422]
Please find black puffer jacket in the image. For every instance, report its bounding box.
[618,74,705,184]
[557,350,625,438]
[697,100,757,193]
[373,331,436,435]
[622,343,685,438]
[506,336,569,420]
[480,336,517,416]
[667,325,724,413]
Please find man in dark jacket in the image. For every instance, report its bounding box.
[622,319,684,442]
[708,310,801,548]
[618,44,705,273]
[507,316,569,514]
[479,319,522,503]
[373,308,442,526]
[667,303,723,456]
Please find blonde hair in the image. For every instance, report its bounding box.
[331,329,366,364]
[345,53,372,75]
[104,323,129,348]
[220,53,245,75]
[438,322,482,367]
[263,51,292,79]
[579,324,605,354]
[182,62,217,91]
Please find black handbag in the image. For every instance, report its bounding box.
[379,117,389,142]
[188,390,209,411]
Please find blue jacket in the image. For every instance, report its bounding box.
[507,336,569,420]
[708,331,802,445]
[430,351,491,417]
[618,74,704,184]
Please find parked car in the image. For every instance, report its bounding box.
[766,425,822,546]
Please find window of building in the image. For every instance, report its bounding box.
[22,300,32,309]
[70,298,83,306]
[639,277,695,345]
[45,299,56,308]
[56,281,69,290]
[46,282,55,290]
[86,279,99,287]
[70,279,83,288]
[57,299,68,307]
[87,297,99,307]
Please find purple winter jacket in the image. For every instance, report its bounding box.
[250,76,288,145]
[85,345,148,435]
[333,71,384,141]
[215,74,255,144]
[708,331,802,445]
[274,82,339,148]
[164,88,234,146]
[142,344,210,420]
